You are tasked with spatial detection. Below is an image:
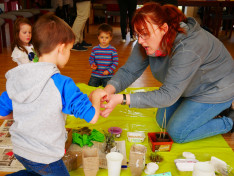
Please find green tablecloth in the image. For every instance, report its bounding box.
[66,83,234,176]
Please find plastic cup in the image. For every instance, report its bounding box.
[193,162,215,176]
[144,162,159,175]
[106,152,123,176]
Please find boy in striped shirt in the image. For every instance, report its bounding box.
[88,23,118,87]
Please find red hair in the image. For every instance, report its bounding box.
[132,2,187,55]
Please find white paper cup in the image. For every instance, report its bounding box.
[106,152,123,176]
[193,162,215,176]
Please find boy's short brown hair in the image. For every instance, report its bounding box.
[32,13,75,57]
[97,23,113,36]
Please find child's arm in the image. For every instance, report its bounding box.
[91,63,97,70]
[0,92,13,119]
[89,48,96,68]
[0,112,13,120]
[89,89,107,124]
[106,48,118,74]
[52,74,106,124]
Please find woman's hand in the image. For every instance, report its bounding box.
[101,94,123,117]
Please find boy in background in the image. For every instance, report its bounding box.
[88,23,118,87]
[0,13,106,175]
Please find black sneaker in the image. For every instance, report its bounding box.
[80,41,92,47]
[229,108,234,133]
[72,44,88,51]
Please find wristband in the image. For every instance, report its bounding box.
[121,94,127,105]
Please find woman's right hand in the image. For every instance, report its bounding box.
[101,94,123,117]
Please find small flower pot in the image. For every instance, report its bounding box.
[148,132,173,152]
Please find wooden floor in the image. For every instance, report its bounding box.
[0,23,233,175]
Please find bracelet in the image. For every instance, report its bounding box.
[121,94,127,105]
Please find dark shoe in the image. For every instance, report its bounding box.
[72,44,88,51]
[80,41,92,47]
[214,105,234,133]
[229,109,234,133]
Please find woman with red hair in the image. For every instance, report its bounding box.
[99,2,234,143]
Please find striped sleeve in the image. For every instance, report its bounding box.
[107,47,118,74]
[89,48,96,66]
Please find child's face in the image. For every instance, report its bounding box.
[98,32,112,48]
[19,23,32,46]
[57,42,73,68]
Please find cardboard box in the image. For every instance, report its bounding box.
[129,144,147,176]
[65,128,72,151]
[62,151,78,172]
[82,147,99,176]
[148,132,173,152]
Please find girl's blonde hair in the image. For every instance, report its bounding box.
[11,18,32,54]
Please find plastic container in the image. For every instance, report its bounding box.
[106,152,123,176]
[127,132,145,142]
[193,162,215,176]
[148,132,173,152]
[174,159,198,171]
[144,162,159,175]
[108,127,122,138]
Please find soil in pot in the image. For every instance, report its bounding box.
[155,133,170,142]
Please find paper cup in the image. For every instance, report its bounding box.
[193,162,215,176]
[106,152,123,176]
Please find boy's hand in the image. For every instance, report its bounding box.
[91,64,97,70]
[91,89,107,102]
[103,70,109,75]
[89,89,108,124]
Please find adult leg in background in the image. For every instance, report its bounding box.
[156,98,233,143]
[72,1,90,45]
[118,0,128,40]
[127,0,137,39]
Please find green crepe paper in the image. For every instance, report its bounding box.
[67,83,234,176]
[89,129,105,142]
[72,129,104,147]
[72,133,84,147]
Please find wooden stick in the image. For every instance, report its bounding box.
[163,109,166,139]
[160,109,166,139]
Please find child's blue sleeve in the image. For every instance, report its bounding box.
[0,91,13,116]
[52,74,95,123]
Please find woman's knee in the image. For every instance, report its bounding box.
[167,126,188,143]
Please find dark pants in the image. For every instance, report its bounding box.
[88,76,111,87]
[118,0,137,39]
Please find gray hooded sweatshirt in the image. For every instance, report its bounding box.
[2,62,95,164]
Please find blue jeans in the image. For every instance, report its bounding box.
[88,76,111,87]
[6,154,69,176]
[156,98,233,143]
